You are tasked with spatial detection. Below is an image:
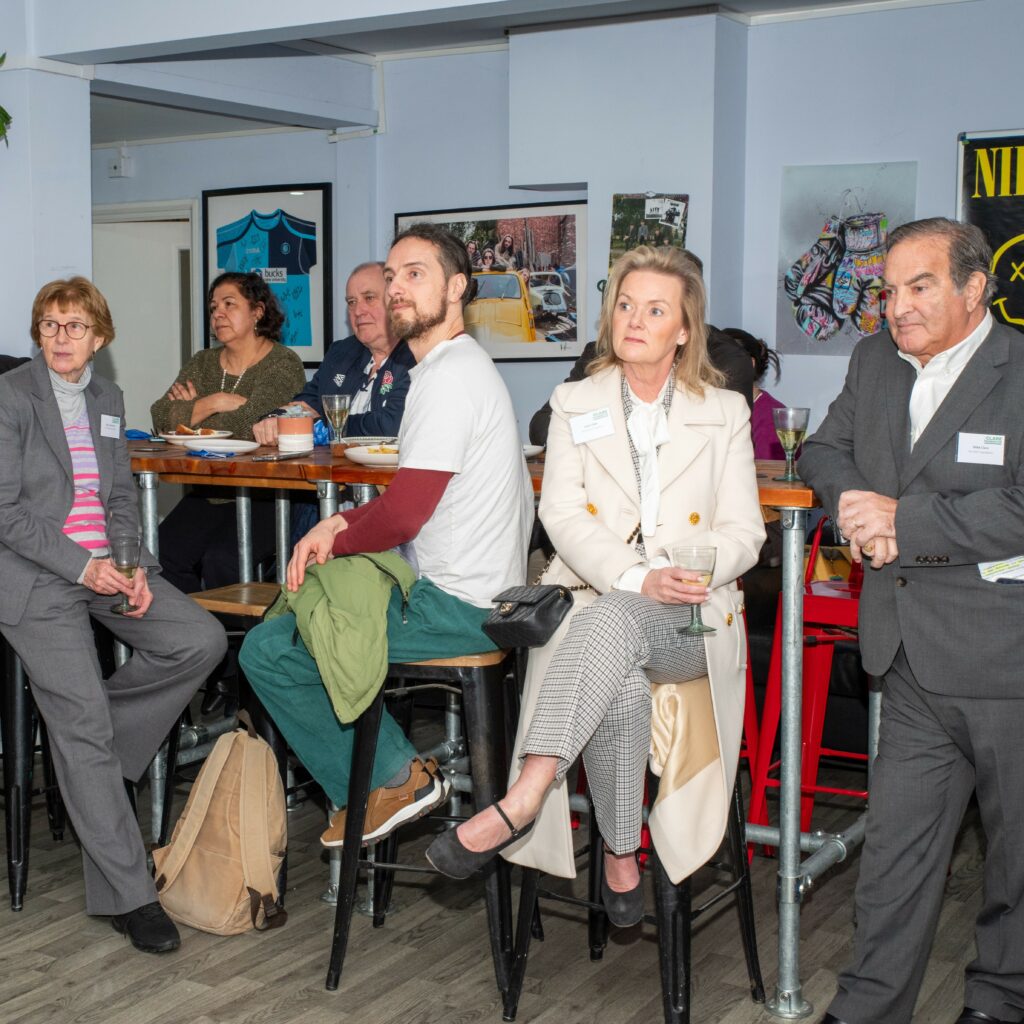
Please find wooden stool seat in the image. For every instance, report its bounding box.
[189,582,281,618]
[400,650,508,668]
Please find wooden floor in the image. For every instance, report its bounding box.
[1,750,984,1024]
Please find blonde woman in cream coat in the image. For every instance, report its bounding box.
[426,246,764,925]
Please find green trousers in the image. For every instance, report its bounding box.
[239,577,495,808]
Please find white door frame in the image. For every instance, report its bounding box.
[92,199,203,354]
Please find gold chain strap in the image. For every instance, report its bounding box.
[533,522,642,589]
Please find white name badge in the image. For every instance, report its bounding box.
[100,414,121,439]
[570,408,615,445]
[956,432,1004,466]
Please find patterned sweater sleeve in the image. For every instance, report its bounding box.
[150,345,307,440]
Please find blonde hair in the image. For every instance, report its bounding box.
[589,246,723,394]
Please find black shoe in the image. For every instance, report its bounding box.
[956,1010,1011,1024]
[819,1015,851,1024]
[425,802,533,880]
[111,901,181,953]
[600,874,644,927]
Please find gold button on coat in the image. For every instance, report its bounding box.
[725,613,734,626]
[586,503,597,516]
[689,512,700,525]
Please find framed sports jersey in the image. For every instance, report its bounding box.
[202,183,332,366]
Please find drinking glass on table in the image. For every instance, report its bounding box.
[108,532,142,615]
[669,545,717,636]
[322,394,351,451]
[772,406,810,483]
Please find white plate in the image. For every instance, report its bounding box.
[159,430,232,446]
[182,438,260,454]
[522,444,545,458]
[342,435,398,447]
[344,444,399,467]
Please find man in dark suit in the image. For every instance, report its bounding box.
[800,218,1024,1024]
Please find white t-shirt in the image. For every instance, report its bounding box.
[398,334,533,608]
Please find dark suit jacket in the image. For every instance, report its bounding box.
[799,320,1024,695]
[528,326,755,444]
[295,335,414,437]
[0,353,154,626]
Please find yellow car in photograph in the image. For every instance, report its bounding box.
[465,271,538,344]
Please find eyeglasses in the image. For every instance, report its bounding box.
[37,319,93,340]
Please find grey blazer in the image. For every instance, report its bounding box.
[799,320,1024,696]
[0,353,156,627]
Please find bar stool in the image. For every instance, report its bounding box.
[502,778,764,1024]
[748,519,866,844]
[324,649,519,997]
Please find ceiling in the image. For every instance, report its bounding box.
[88,0,962,145]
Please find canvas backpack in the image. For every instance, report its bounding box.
[152,717,288,935]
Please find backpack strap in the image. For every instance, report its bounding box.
[154,730,239,893]
[239,734,288,930]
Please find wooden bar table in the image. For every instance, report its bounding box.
[131,445,849,1019]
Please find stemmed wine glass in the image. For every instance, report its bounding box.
[108,532,142,615]
[772,406,810,483]
[670,545,717,636]
[322,394,351,451]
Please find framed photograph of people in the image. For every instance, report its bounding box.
[202,183,333,367]
[394,201,586,361]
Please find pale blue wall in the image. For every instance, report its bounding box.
[742,0,1024,428]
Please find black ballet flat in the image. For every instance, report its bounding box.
[425,802,533,880]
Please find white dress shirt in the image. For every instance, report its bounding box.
[899,311,993,449]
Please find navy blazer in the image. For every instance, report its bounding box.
[295,336,415,437]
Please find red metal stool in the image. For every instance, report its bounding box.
[747,519,867,848]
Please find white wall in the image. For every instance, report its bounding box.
[742,0,1024,427]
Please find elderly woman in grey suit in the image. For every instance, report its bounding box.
[0,278,226,953]
[427,247,764,924]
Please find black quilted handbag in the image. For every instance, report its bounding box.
[481,585,574,649]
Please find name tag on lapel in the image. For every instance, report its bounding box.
[570,408,614,445]
[956,432,1003,466]
[100,414,121,439]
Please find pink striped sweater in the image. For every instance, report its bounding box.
[62,410,109,556]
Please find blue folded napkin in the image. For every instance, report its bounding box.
[125,428,153,440]
[313,419,330,447]
[191,449,234,459]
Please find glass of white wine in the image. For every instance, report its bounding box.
[108,532,142,615]
[772,406,810,483]
[669,544,717,636]
[322,394,351,452]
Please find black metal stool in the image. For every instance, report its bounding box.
[502,779,764,1023]
[324,649,519,997]
[2,644,66,911]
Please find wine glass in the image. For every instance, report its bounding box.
[108,532,142,615]
[322,394,351,451]
[772,406,810,483]
[669,545,717,636]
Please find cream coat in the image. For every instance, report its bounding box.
[503,365,765,882]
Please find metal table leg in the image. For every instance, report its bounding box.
[317,481,339,519]
[135,470,160,558]
[767,506,813,1020]
[236,487,253,583]
[275,489,289,586]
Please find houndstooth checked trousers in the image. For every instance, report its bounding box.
[521,590,707,853]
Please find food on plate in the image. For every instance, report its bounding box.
[367,446,398,455]
[174,424,217,436]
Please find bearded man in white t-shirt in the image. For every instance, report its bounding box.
[240,224,532,847]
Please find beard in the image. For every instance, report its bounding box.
[388,293,448,341]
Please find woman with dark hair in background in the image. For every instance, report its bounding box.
[722,328,785,462]
[151,271,305,598]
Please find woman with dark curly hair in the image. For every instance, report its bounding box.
[150,272,305,602]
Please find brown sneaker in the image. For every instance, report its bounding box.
[321,757,451,847]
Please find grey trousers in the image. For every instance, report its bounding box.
[830,646,1024,1024]
[521,591,706,854]
[0,571,226,916]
